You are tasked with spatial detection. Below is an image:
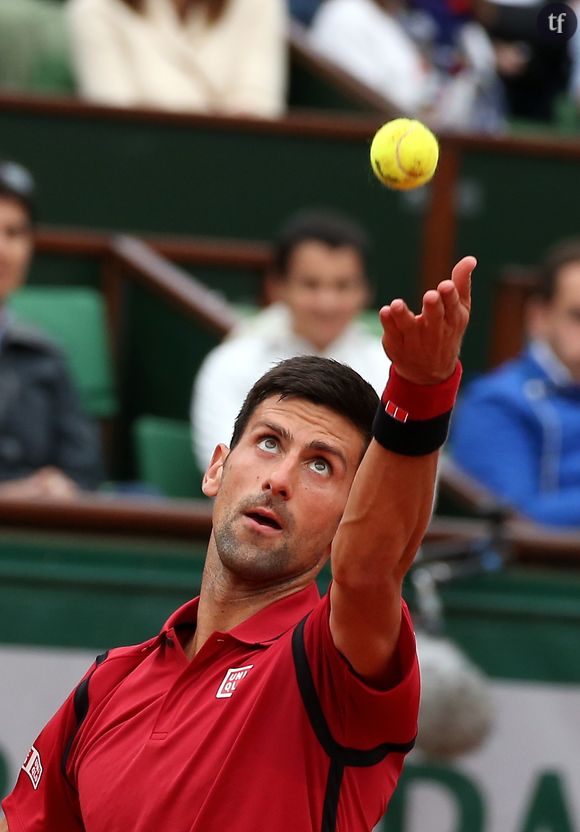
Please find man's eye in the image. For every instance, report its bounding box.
[258,437,279,453]
[309,458,331,476]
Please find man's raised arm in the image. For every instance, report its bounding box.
[329,256,475,684]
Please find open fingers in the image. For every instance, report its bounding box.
[437,280,463,325]
[451,255,476,307]
[380,299,416,333]
[421,289,444,324]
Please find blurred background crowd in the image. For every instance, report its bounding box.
[0,0,579,130]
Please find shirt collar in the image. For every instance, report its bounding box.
[266,305,363,355]
[528,339,576,387]
[161,583,321,645]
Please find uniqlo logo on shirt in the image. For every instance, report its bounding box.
[22,745,43,790]
[216,664,254,699]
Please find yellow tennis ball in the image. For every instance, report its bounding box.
[370,118,439,191]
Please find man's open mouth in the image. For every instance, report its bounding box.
[245,511,282,530]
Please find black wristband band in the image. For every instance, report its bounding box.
[372,405,452,456]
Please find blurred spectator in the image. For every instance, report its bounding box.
[567,1,580,113]
[66,0,287,116]
[450,240,580,527]
[309,0,504,132]
[476,0,571,122]
[289,0,321,25]
[0,161,104,499]
[190,210,389,470]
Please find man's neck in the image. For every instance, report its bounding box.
[529,339,578,385]
[290,322,339,353]
[183,540,314,660]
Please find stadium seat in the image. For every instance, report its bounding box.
[133,416,206,499]
[8,286,117,418]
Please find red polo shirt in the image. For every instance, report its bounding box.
[3,585,419,832]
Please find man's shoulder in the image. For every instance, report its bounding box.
[462,354,536,405]
[4,319,64,359]
[314,0,375,23]
[205,332,277,365]
[196,330,290,389]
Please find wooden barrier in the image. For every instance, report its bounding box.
[0,494,577,565]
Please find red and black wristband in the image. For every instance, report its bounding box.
[372,362,462,456]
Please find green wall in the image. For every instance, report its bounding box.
[5,105,580,409]
[0,107,422,303]
[2,529,580,686]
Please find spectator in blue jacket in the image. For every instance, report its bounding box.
[450,239,580,528]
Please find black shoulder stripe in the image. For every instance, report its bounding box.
[293,617,415,832]
[321,760,344,832]
[291,616,416,766]
[292,616,339,757]
[61,650,109,780]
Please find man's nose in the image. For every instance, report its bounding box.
[262,458,295,500]
[310,288,341,315]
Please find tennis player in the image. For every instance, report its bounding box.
[1,255,475,832]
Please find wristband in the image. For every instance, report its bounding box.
[372,362,462,456]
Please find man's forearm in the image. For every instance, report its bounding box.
[332,439,438,589]
[328,254,474,682]
[329,439,438,683]
[1,812,9,831]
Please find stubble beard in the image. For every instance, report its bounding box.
[213,498,294,583]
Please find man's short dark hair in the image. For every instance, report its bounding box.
[0,161,36,224]
[230,355,379,455]
[536,238,580,302]
[272,210,370,277]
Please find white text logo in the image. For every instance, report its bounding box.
[22,746,43,790]
[216,664,254,699]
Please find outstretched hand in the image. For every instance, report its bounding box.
[379,256,476,385]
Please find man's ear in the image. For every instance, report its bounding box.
[202,444,229,497]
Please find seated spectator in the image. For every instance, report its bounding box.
[191,210,389,469]
[476,0,571,123]
[450,240,580,527]
[309,0,504,132]
[66,0,287,117]
[289,0,321,26]
[0,161,104,499]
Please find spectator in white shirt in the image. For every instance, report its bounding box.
[309,0,504,132]
[191,211,390,470]
[66,0,287,117]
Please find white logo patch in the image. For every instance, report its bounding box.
[216,664,254,699]
[22,745,43,790]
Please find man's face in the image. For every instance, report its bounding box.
[278,241,369,350]
[0,197,33,304]
[533,262,580,381]
[203,395,365,585]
